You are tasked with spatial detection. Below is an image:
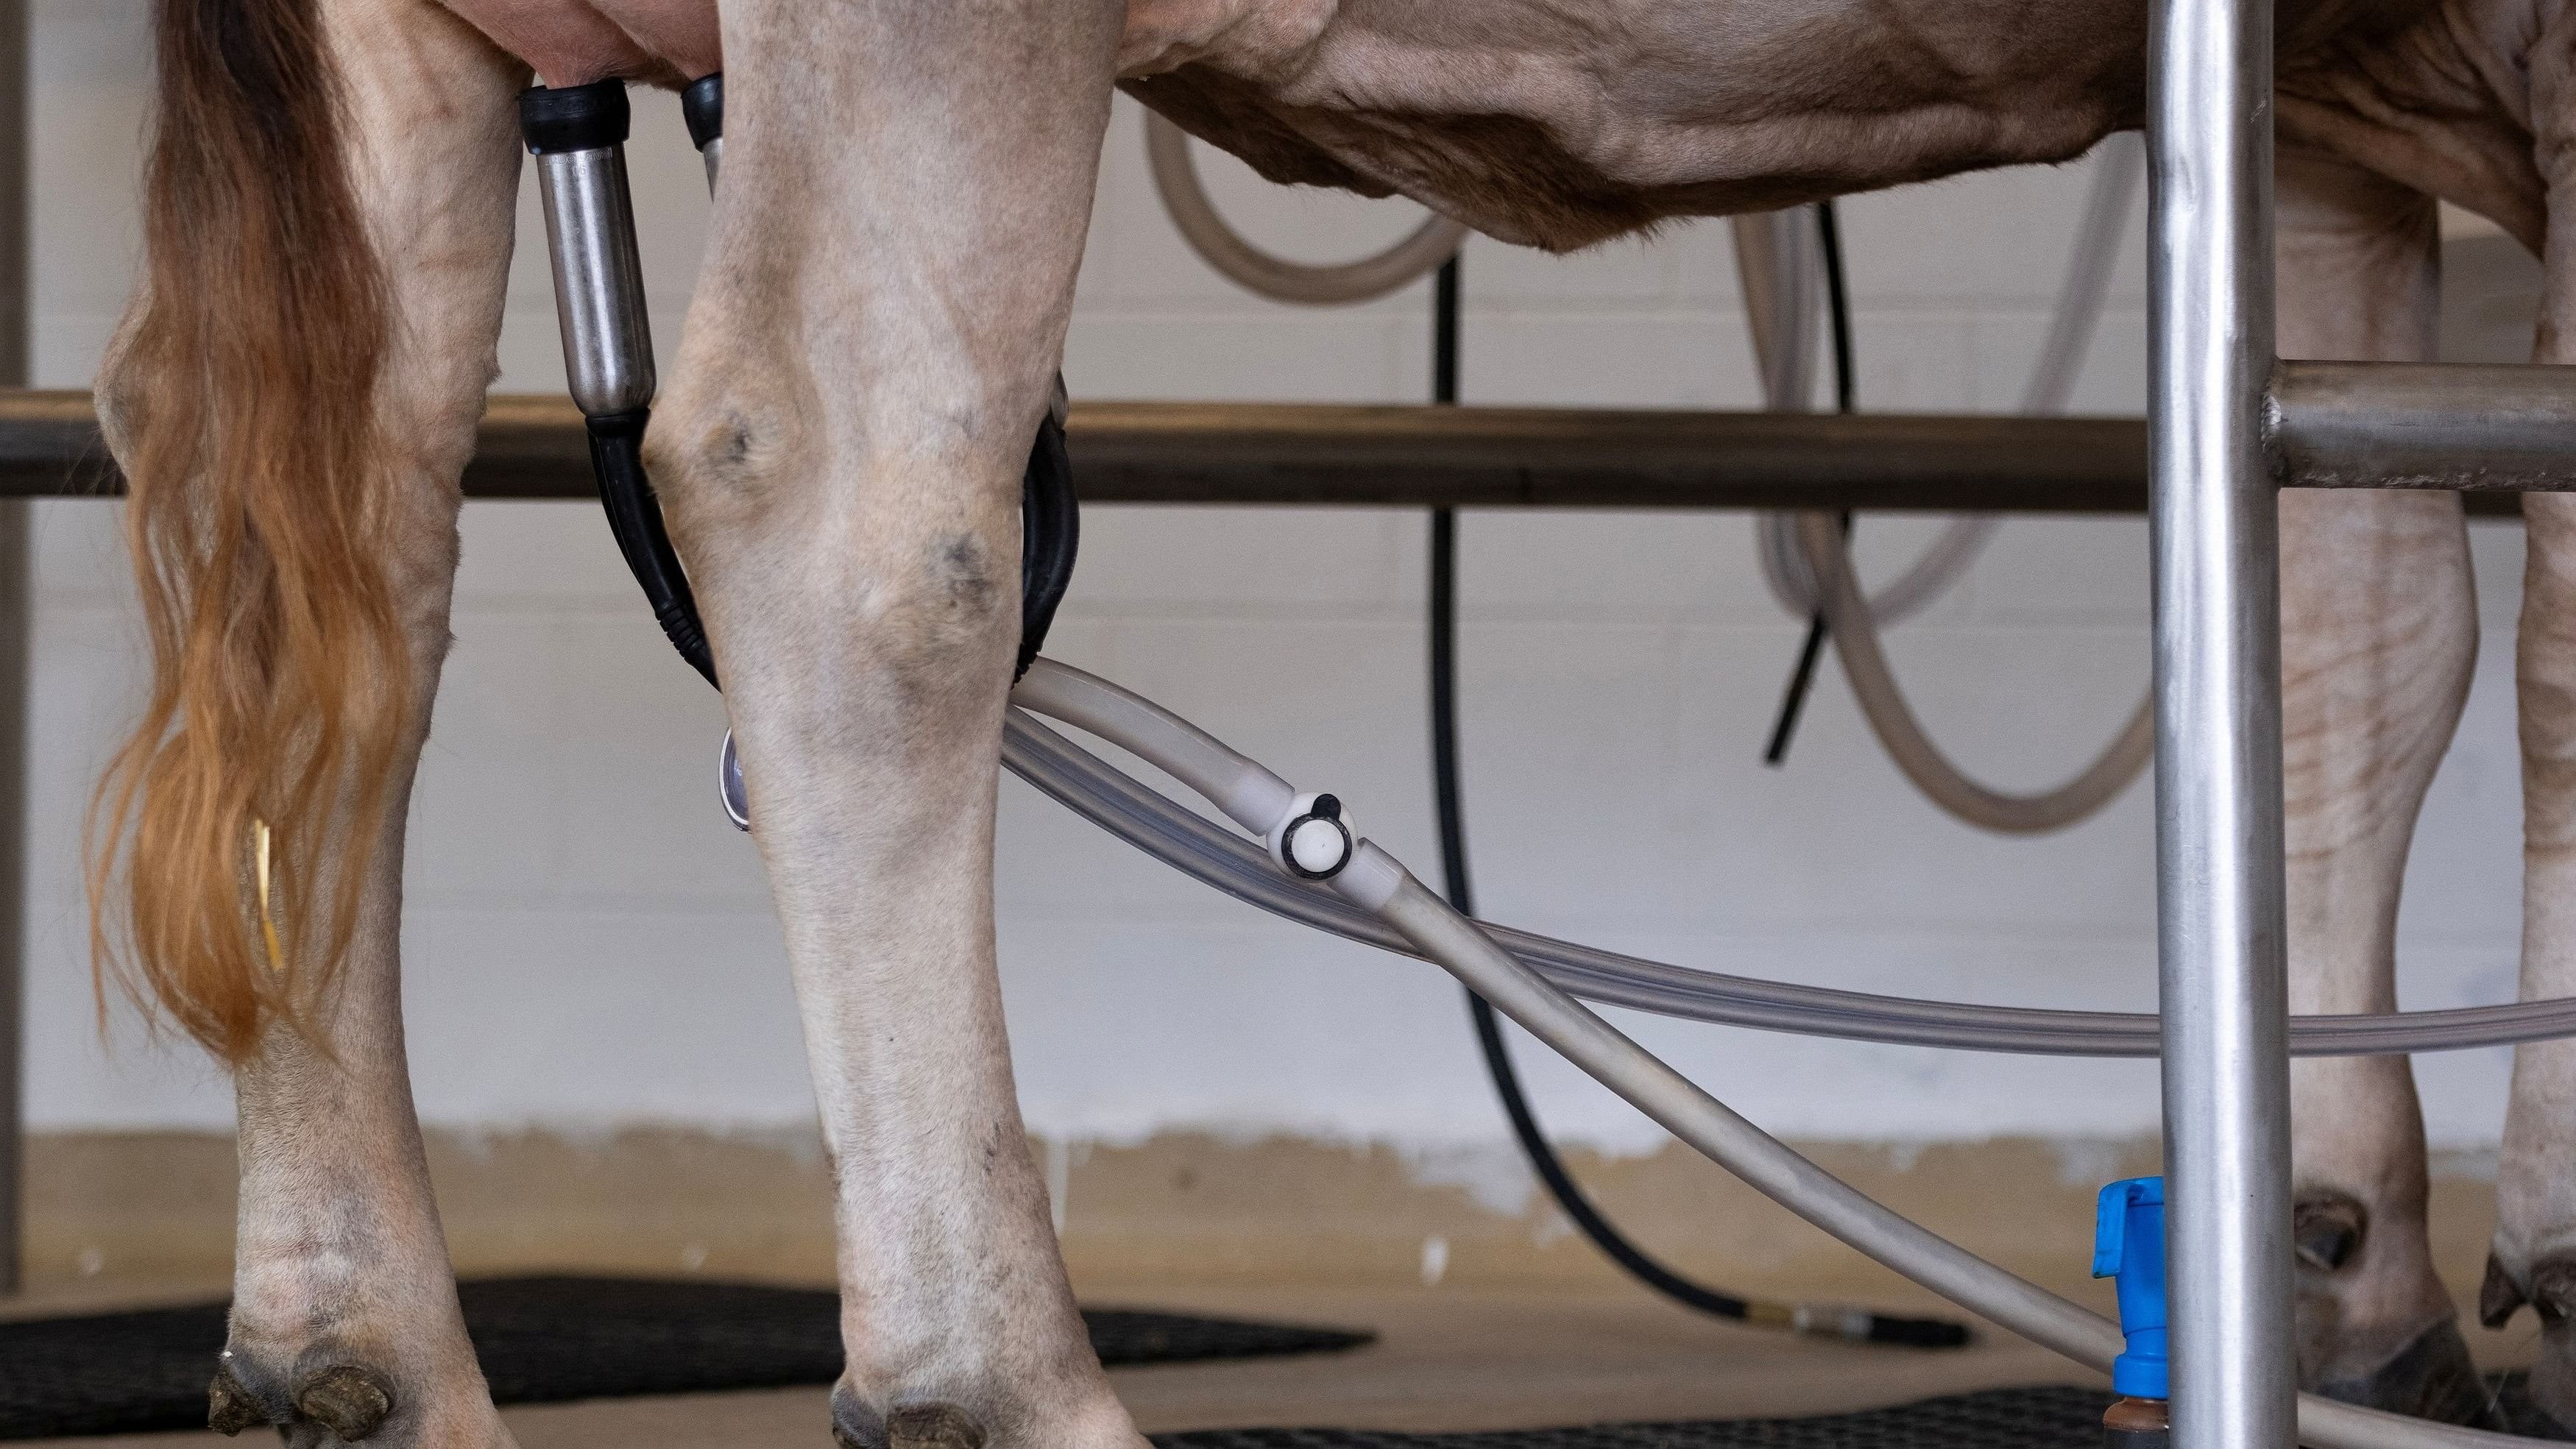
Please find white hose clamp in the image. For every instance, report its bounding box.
[1269,792,1355,881]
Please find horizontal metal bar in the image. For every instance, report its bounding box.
[1070,400,2155,511]
[0,390,111,496]
[2269,361,2576,492]
[0,387,2522,515]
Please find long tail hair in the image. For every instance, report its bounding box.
[89,0,406,1062]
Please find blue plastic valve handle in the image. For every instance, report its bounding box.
[2092,1176,2169,1400]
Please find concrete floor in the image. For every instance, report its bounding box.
[12,1278,2098,1447]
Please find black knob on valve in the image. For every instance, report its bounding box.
[1278,793,1355,881]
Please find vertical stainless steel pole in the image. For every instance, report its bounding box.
[0,0,29,1298]
[2149,0,2291,1441]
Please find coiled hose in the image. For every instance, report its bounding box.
[1424,258,1964,1345]
[1752,135,2156,832]
[1144,110,1468,305]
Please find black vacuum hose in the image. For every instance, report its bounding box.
[588,411,719,689]
[1432,244,1968,1350]
[1761,200,1857,766]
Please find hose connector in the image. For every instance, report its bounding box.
[2093,1176,2169,1401]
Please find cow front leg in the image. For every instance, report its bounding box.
[2273,150,2488,1423]
[648,4,1138,1446]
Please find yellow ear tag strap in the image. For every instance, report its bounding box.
[252,818,286,976]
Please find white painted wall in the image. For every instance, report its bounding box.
[18,2,2536,1153]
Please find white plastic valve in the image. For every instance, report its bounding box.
[1268,791,1355,880]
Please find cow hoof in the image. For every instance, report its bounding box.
[833,1397,989,1449]
[294,1364,395,1442]
[2531,1264,2576,1438]
[887,1404,987,1449]
[2483,1253,2525,1328]
[2481,1253,2576,1437]
[2485,1253,2576,1328]
[207,1363,266,1436]
[2295,1193,2366,1273]
[2315,1317,2499,1428]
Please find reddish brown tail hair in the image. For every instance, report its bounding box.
[88,0,407,1062]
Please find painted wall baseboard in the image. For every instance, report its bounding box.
[22,1128,2502,1319]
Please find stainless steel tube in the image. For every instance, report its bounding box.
[533,146,656,418]
[0,391,2184,511]
[2270,360,2576,491]
[2150,0,2295,1440]
[0,0,28,1298]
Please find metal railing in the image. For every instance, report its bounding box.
[0,386,2553,511]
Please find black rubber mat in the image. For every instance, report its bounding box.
[1155,1377,2576,1449]
[2483,1371,2565,1441]
[1153,1385,2120,1449]
[0,1275,1370,1440]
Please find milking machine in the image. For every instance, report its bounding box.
[518,80,715,689]
[518,77,1079,829]
[1742,142,2161,837]
[1144,108,2156,832]
[521,79,2576,1449]
[1418,240,1966,1346]
[1154,112,2152,1333]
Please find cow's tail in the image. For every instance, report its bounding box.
[89,0,406,1062]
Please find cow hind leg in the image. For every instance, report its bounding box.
[2488,60,2576,1425]
[216,18,525,1444]
[96,2,527,1442]
[2274,149,2489,1424]
[2499,497,2576,1434]
[645,3,1141,1445]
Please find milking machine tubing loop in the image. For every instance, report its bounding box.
[2149,0,2295,1440]
[1426,253,1965,1347]
[517,75,1078,698]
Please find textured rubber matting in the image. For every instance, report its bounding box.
[0,1275,1372,1440]
[12,1298,2552,1449]
[1153,1379,2572,1449]
[1155,1386,2119,1449]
